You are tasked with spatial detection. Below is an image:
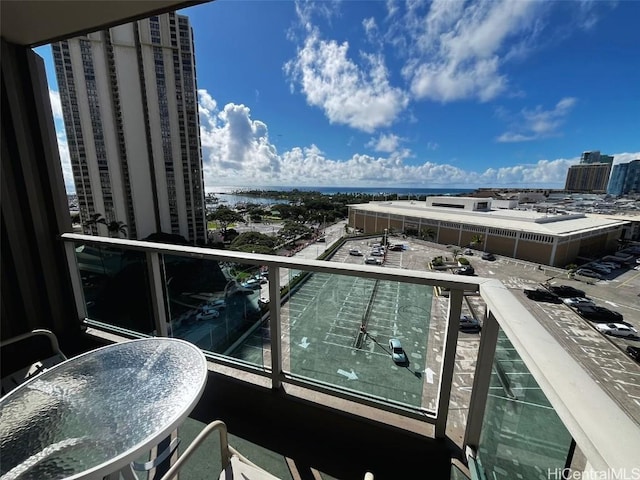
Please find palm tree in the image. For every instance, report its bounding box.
[106,220,128,238]
[470,234,484,248]
[420,227,436,241]
[83,213,106,235]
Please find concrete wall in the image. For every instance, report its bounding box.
[485,236,516,257]
[515,240,553,265]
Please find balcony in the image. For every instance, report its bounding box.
[25,232,633,479]
[1,3,638,477]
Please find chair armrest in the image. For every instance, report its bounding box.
[159,421,231,480]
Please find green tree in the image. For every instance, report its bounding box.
[230,232,276,251]
[470,234,484,248]
[207,206,245,236]
[83,213,106,234]
[106,220,128,238]
[451,248,461,261]
[420,227,436,241]
[278,222,313,241]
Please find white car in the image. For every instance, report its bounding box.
[241,279,261,290]
[196,308,220,321]
[595,323,638,338]
[388,338,408,365]
[562,297,594,307]
[349,249,363,256]
[207,299,227,309]
[364,257,382,265]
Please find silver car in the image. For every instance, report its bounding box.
[388,338,408,365]
[595,323,638,338]
[562,297,594,307]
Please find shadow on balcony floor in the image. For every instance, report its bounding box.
[184,372,459,480]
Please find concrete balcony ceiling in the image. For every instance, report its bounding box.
[0,0,209,47]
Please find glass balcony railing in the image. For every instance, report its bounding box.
[61,233,639,476]
[476,331,573,480]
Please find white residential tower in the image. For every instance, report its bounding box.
[53,12,206,242]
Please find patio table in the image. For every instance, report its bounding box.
[0,337,207,480]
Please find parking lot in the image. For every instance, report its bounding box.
[229,232,640,444]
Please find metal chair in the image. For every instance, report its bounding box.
[0,329,67,396]
[159,420,374,480]
[159,420,279,480]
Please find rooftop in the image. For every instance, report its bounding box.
[349,200,630,236]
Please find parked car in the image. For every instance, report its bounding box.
[481,252,495,261]
[455,266,475,276]
[546,285,586,298]
[598,262,620,270]
[562,297,595,307]
[349,249,363,256]
[595,323,638,338]
[196,308,220,321]
[207,299,227,309]
[241,279,261,290]
[389,244,404,251]
[626,346,640,363]
[575,305,623,323]
[589,265,611,275]
[316,236,326,243]
[459,315,481,332]
[388,338,408,365]
[364,257,382,265]
[523,288,560,303]
[371,249,384,256]
[463,249,473,255]
[575,269,601,279]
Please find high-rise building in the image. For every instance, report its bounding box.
[564,163,612,193]
[52,13,206,242]
[581,150,614,165]
[607,163,629,196]
[607,160,640,196]
[625,159,640,194]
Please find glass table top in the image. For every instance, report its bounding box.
[0,337,207,480]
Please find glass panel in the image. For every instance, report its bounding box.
[164,255,267,368]
[75,243,155,334]
[477,330,573,480]
[281,268,437,411]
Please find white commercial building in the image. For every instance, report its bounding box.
[53,13,206,242]
[349,197,630,266]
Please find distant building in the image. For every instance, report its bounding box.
[607,163,629,196]
[581,150,614,165]
[53,13,206,242]
[348,197,628,267]
[625,160,640,194]
[565,163,612,193]
[607,160,640,196]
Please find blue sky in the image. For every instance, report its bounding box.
[40,0,640,192]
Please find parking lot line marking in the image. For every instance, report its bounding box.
[616,270,640,288]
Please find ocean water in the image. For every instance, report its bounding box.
[207,185,474,206]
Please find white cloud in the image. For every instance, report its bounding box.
[49,89,63,120]
[612,152,640,165]
[198,92,280,184]
[366,133,404,153]
[56,129,76,194]
[198,89,638,189]
[497,97,577,142]
[48,89,75,193]
[394,0,543,102]
[284,27,408,133]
